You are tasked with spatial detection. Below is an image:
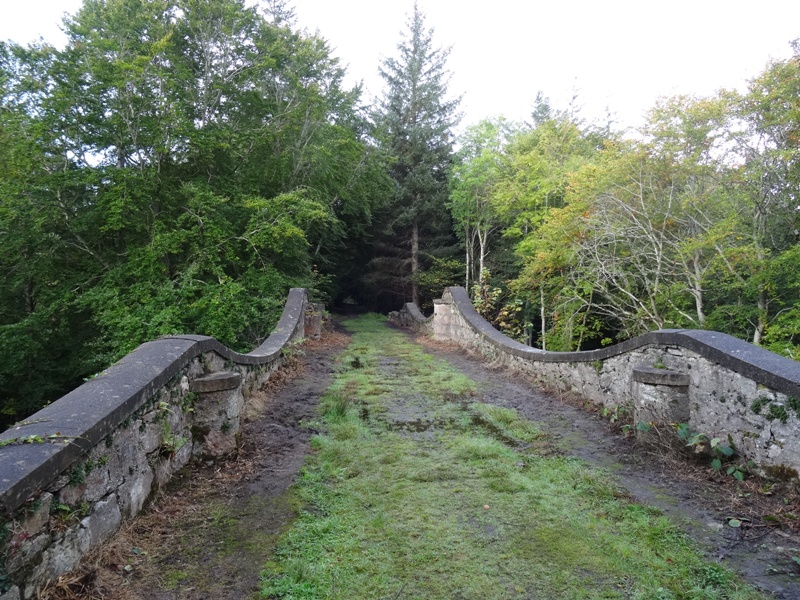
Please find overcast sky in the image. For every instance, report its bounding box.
[2,0,800,133]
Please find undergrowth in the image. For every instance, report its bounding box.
[261,314,766,600]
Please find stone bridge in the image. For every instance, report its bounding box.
[2,286,800,598]
[392,287,800,476]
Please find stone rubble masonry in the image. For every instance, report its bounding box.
[394,286,800,480]
[0,289,315,599]
[388,302,433,334]
[305,303,324,340]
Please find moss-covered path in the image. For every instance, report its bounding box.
[72,315,799,600]
[259,315,772,600]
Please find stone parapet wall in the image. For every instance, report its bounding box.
[418,287,800,479]
[388,302,434,334]
[0,289,319,599]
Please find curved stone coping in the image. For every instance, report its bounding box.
[441,286,800,397]
[0,288,308,516]
[403,302,432,323]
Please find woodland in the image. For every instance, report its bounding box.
[1,0,799,427]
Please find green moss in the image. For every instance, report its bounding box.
[764,464,799,481]
[69,463,87,486]
[470,403,545,447]
[260,315,766,600]
[181,391,198,410]
[766,404,789,424]
[751,397,768,414]
[162,569,190,590]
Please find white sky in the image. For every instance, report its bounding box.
[2,0,799,132]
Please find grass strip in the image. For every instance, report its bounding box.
[261,314,766,600]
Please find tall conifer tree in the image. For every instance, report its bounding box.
[372,2,459,307]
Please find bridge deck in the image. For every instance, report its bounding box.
[58,315,799,599]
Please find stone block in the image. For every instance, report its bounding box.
[81,494,121,547]
[200,352,225,374]
[116,466,153,519]
[81,463,112,504]
[5,533,49,577]
[152,440,190,489]
[19,492,52,536]
[190,371,241,393]
[26,526,90,599]
[632,366,690,386]
[45,475,70,494]
[632,367,690,434]
[0,586,21,600]
[305,303,323,340]
[55,481,85,508]
[53,454,111,507]
[191,378,244,459]
[634,382,690,425]
[139,420,164,455]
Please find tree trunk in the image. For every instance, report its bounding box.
[540,284,546,351]
[411,217,420,306]
[754,286,767,345]
[465,225,472,294]
[478,229,487,286]
[752,192,768,345]
[693,250,706,327]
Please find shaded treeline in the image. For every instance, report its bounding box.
[0,0,460,427]
[0,0,396,426]
[3,0,799,426]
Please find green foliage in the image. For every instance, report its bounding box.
[449,118,520,291]
[472,69,800,356]
[471,273,527,341]
[0,432,73,447]
[766,404,790,424]
[160,422,188,456]
[367,2,460,309]
[601,404,631,425]
[441,48,800,355]
[750,397,767,415]
[5,1,800,437]
[751,396,792,424]
[0,434,43,447]
[412,256,463,311]
[69,463,88,486]
[0,0,390,426]
[51,501,90,524]
[675,424,745,480]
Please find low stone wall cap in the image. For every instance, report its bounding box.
[189,371,242,393]
[632,366,690,386]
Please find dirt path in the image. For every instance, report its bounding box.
[53,330,348,600]
[61,318,800,598]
